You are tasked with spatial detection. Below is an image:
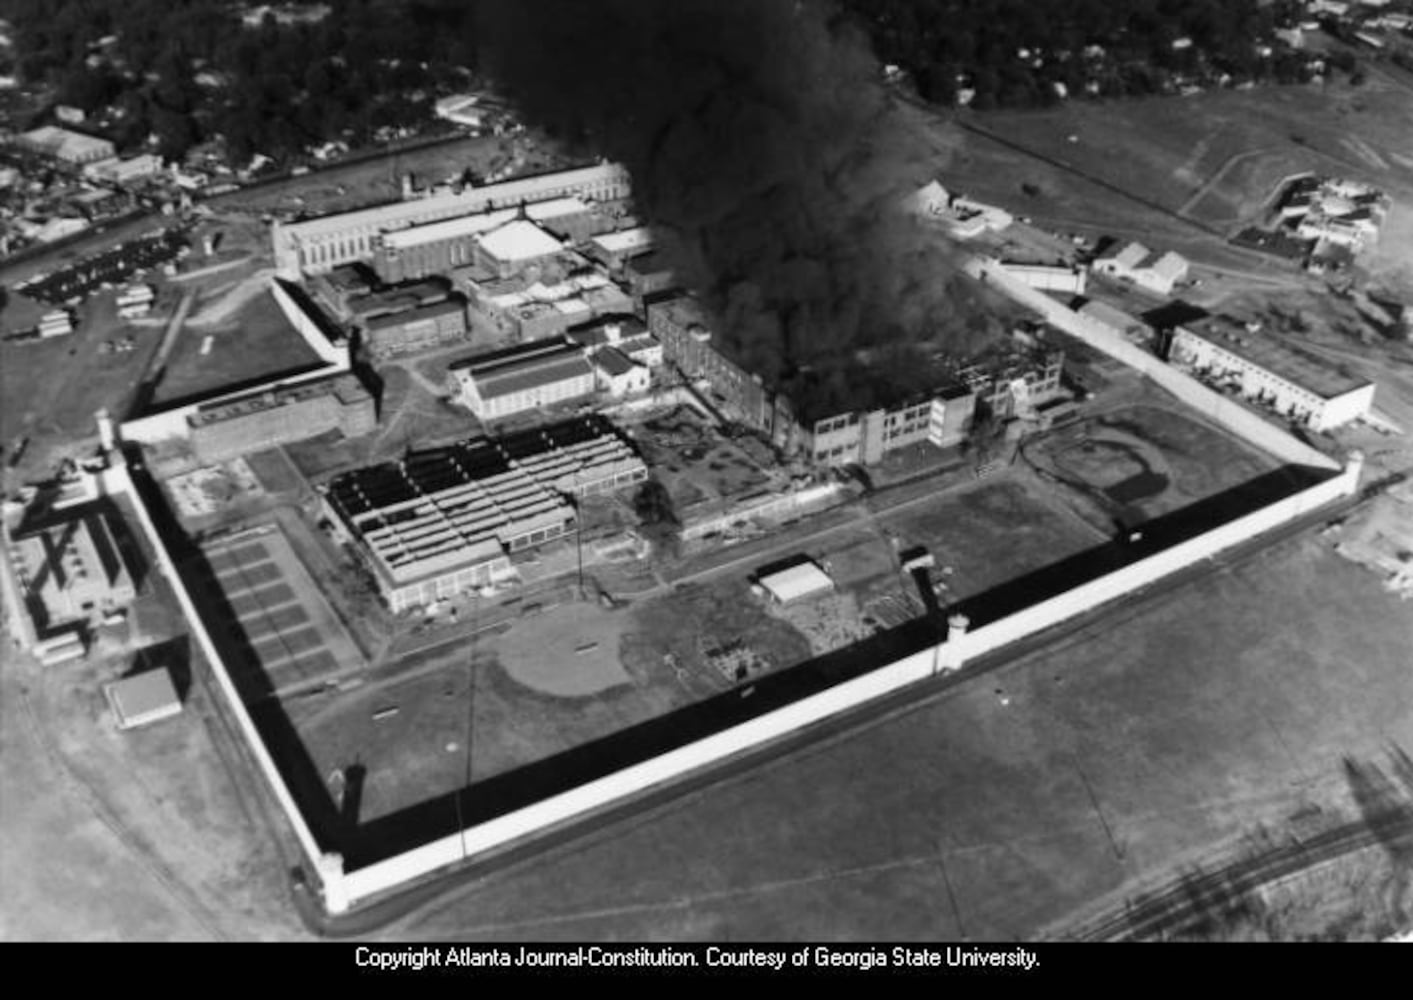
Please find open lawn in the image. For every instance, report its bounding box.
[1,290,166,478]
[393,528,1413,941]
[151,290,324,406]
[878,475,1103,602]
[292,589,743,820]
[943,75,1413,232]
[1024,401,1287,529]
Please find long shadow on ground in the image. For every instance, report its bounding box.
[125,449,1338,874]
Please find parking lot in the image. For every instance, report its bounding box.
[18,227,190,306]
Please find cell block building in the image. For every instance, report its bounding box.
[187,373,376,464]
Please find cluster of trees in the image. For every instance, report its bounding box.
[7,0,482,164]
[840,0,1316,109]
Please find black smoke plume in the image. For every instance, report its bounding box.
[478,0,996,419]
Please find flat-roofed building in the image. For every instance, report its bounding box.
[1093,241,1190,295]
[448,338,597,421]
[10,512,136,634]
[524,196,604,244]
[18,125,115,164]
[321,415,646,611]
[646,292,774,431]
[187,372,375,463]
[1167,323,1375,431]
[475,219,565,278]
[346,278,450,322]
[757,560,835,604]
[622,250,677,297]
[1077,298,1154,345]
[588,226,655,269]
[105,669,183,730]
[1000,261,1088,294]
[83,153,163,186]
[805,386,978,467]
[362,298,468,359]
[273,162,632,277]
[372,208,517,283]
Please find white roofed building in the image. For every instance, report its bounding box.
[475,219,565,278]
[757,560,835,605]
[106,669,183,730]
[272,162,632,277]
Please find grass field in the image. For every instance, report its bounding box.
[1,289,165,478]
[393,528,1413,941]
[918,68,1413,282]
[878,475,1104,602]
[151,289,324,406]
[1025,402,1286,529]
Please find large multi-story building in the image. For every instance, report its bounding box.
[321,416,647,611]
[473,219,567,279]
[9,511,135,634]
[372,209,517,284]
[805,387,978,467]
[957,343,1066,421]
[272,162,632,277]
[1166,323,1375,432]
[187,372,376,463]
[362,299,468,359]
[447,338,598,422]
[646,293,775,432]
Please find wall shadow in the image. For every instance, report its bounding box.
[124,442,1348,876]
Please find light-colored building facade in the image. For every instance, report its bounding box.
[17,125,115,164]
[448,338,598,421]
[1167,324,1375,432]
[321,416,646,611]
[187,372,375,463]
[9,511,135,635]
[362,299,468,359]
[1093,241,1189,295]
[805,386,978,467]
[1000,261,1088,294]
[273,162,632,277]
[646,293,776,432]
[83,153,163,186]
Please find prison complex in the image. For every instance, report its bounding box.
[321,415,647,611]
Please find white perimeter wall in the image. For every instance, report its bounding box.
[966,256,1341,472]
[108,251,1360,914]
[268,278,352,369]
[98,461,326,882]
[339,458,1359,907]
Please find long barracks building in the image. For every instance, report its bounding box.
[321,415,647,612]
[272,163,631,278]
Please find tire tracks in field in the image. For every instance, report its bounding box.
[13,686,230,941]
